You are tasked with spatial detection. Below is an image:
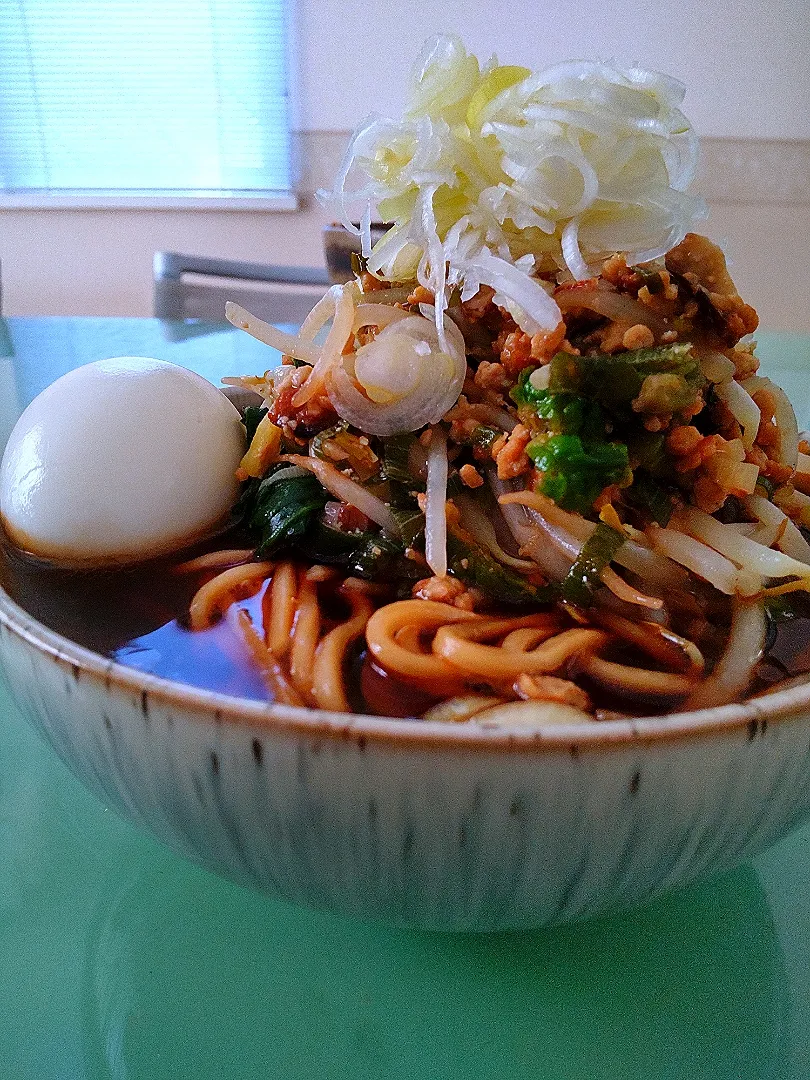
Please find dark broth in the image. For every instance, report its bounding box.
[2,539,810,716]
[0,540,431,714]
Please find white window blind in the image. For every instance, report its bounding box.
[0,0,293,205]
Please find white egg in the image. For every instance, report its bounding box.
[0,356,246,566]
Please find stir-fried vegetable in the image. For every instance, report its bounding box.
[549,344,705,416]
[242,405,268,443]
[512,368,607,439]
[246,470,329,558]
[311,423,380,481]
[561,522,627,606]
[528,435,631,513]
[625,472,675,526]
[446,534,553,606]
[381,433,422,485]
[347,534,423,588]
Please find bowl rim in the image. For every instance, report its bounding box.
[1,582,808,753]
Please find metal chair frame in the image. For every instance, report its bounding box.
[153,252,332,323]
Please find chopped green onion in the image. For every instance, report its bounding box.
[528,434,630,514]
[511,368,607,439]
[549,343,704,415]
[561,523,626,606]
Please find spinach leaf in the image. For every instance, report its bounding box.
[299,523,376,564]
[381,433,420,485]
[348,534,423,588]
[389,507,425,548]
[248,473,328,557]
[446,534,555,607]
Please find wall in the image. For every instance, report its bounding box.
[296,0,810,139]
[1,0,808,329]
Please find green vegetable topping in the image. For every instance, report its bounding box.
[241,405,269,444]
[246,471,328,557]
[634,265,666,294]
[562,522,626,606]
[527,434,630,513]
[764,593,807,623]
[347,534,422,588]
[470,424,502,453]
[625,471,675,526]
[549,343,705,416]
[311,423,380,481]
[511,368,607,440]
[763,590,810,657]
[625,430,668,477]
[389,506,425,547]
[381,433,421,486]
[755,475,776,499]
[446,534,554,607]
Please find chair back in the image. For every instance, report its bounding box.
[322,223,388,283]
[153,252,332,324]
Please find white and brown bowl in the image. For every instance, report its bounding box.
[1,584,809,932]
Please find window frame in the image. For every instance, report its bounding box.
[0,191,299,210]
[0,0,300,211]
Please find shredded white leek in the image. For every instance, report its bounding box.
[322,34,705,336]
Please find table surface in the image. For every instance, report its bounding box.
[1,316,810,1080]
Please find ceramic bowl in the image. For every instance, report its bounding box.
[1,584,809,932]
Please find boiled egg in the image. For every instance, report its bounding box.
[0,357,246,566]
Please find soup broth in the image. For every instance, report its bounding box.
[0,540,432,715]
[3,538,810,719]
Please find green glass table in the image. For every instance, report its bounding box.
[1,317,809,1080]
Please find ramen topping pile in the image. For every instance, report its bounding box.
[4,36,810,723]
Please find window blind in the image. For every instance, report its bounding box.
[0,0,292,200]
